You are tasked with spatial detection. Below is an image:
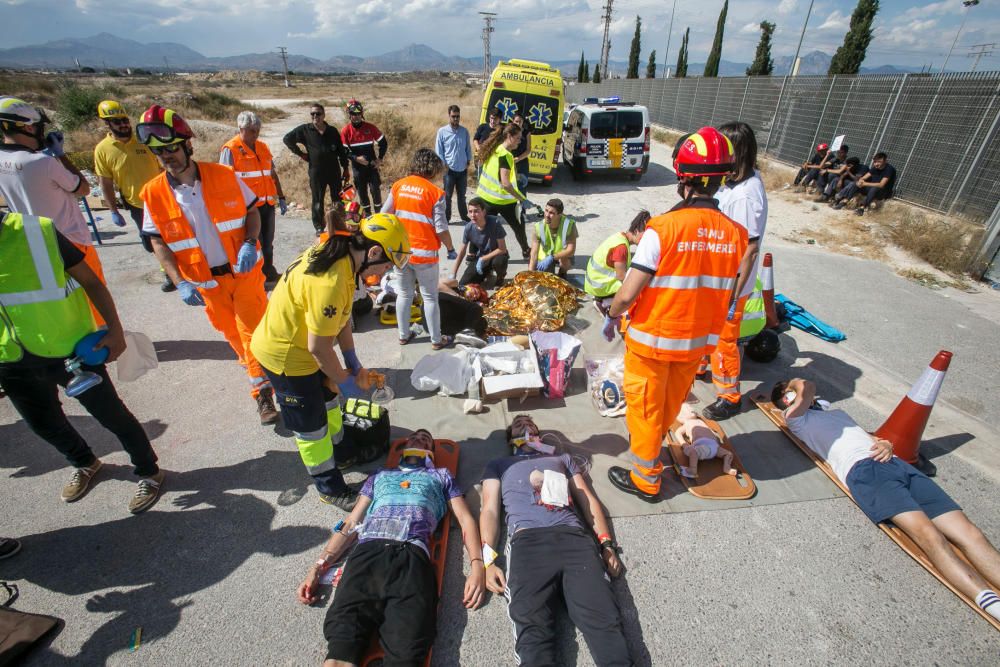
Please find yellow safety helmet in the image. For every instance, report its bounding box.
[97,100,128,119]
[360,213,411,269]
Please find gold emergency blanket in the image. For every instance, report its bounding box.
[484,271,584,335]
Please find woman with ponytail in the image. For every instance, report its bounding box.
[474,123,532,257]
[250,205,410,510]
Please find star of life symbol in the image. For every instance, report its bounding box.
[496,97,519,122]
[527,103,551,130]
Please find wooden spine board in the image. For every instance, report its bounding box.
[749,393,1000,632]
[665,420,757,500]
[361,438,461,667]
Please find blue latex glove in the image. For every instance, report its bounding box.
[342,349,362,376]
[726,300,737,321]
[278,197,288,215]
[235,242,257,273]
[43,131,64,157]
[447,248,458,261]
[476,258,486,275]
[176,280,206,306]
[602,314,622,342]
[110,211,127,227]
[522,198,535,211]
[337,375,366,399]
[537,256,556,273]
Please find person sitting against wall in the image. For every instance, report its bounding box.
[832,152,896,216]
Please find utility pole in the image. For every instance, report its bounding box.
[480,12,497,83]
[277,46,291,87]
[163,56,170,74]
[662,0,677,78]
[968,43,996,72]
[789,0,815,75]
[600,0,614,79]
[942,0,980,74]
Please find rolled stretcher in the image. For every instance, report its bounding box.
[750,393,1000,632]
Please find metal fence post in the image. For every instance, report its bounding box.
[808,75,836,152]
[973,198,1000,278]
[763,75,789,154]
[738,77,751,121]
[897,74,948,194]
[830,77,856,139]
[869,74,907,164]
[948,99,1000,216]
[941,79,999,210]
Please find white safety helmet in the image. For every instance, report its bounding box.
[0,96,48,130]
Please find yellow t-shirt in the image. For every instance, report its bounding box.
[250,250,355,376]
[93,133,161,208]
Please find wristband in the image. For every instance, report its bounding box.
[482,543,498,568]
[597,533,611,544]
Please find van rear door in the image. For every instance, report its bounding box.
[587,110,646,169]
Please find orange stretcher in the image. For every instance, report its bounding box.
[361,438,461,666]
[665,419,757,500]
[750,393,1000,632]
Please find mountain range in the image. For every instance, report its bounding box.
[0,33,927,76]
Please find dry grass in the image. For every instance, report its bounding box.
[897,267,964,290]
[758,160,797,192]
[880,206,985,275]
[652,127,684,148]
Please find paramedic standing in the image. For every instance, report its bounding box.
[605,128,747,502]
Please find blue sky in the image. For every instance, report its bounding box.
[2,0,998,71]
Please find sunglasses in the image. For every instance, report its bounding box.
[149,143,183,155]
[310,111,324,117]
[450,115,461,119]
[108,118,130,125]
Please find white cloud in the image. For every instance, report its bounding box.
[900,1,954,21]
[778,0,797,15]
[817,11,848,32]
[740,22,760,34]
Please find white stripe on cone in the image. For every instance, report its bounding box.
[906,368,946,407]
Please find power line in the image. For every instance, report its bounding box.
[480,12,496,83]
[276,46,290,88]
[599,0,614,79]
[968,43,996,71]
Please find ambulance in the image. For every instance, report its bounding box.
[480,59,565,186]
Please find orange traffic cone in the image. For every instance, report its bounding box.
[762,253,779,329]
[874,350,952,465]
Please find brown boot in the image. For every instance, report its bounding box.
[256,389,279,425]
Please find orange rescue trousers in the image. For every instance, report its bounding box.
[711,295,748,404]
[73,241,107,329]
[623,347,702,494]
[200,269,270,398]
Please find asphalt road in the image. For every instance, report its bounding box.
[2,134,999,665]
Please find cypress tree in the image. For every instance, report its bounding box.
[578,51,586,82]
[627,16,642,79]
[746,21,776,75]
[675,28,689,78]
[704,0,728,77]
[646,49,657,78]
[828,0,879,75]
[584,61,590,82]
[593,64,602,84]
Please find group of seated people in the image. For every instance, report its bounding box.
[296,391,1000,666]
[792,143,897,216]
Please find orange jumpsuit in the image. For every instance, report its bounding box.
[623,199,747,494]
[141,162,270,398]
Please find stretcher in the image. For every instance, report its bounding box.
[361,437,461,666]
[750,393,1000,632]
[665,420,757,500]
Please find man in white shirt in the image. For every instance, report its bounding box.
[773,378,1000,622]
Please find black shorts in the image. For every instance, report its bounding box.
[324,540,437,665]
[846,457,961,524]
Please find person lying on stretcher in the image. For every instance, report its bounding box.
[297,429,486,667]
[675,403,735,478]
[773,379,1000,622]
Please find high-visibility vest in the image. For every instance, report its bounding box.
[390,174,443,265]
[739,276,766,340]
[140,162,259,287]
[536,215,575,260]
[475,146,522,206]
[626,202,748,362]
[0,213,95,362]
[585,232,630,297]
[223,135,277,206]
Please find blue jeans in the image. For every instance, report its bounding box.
[443,169,468,222]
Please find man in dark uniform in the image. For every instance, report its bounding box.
[341,99,388,216]
[283,103,350,235]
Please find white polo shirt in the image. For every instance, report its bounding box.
[0,144,91,246]
[142,166,256,268]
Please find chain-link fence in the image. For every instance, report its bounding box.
[569,73,1000,222]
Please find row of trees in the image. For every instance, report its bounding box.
[577,0,879,81]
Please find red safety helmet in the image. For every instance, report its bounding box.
[816,142,829,152]
[673,127,734,179]
[346,98,364,116]
[136,105,194,148]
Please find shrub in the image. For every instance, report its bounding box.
[55,83,124,130]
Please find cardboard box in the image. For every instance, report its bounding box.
[479,339,544,400]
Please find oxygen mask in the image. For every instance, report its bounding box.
[65,331,110,398]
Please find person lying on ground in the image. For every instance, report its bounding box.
[437,279,489,339]
[832,152,896,216]
[297,429,486,666]
[452,196,509,287]
[674,403,735,478]
[772,378,1000,622]
[585,210,650,314]
[479,415,633,667]
[528,198,577,277]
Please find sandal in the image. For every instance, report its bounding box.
[431,335,454,351]
[399,331,416,346]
